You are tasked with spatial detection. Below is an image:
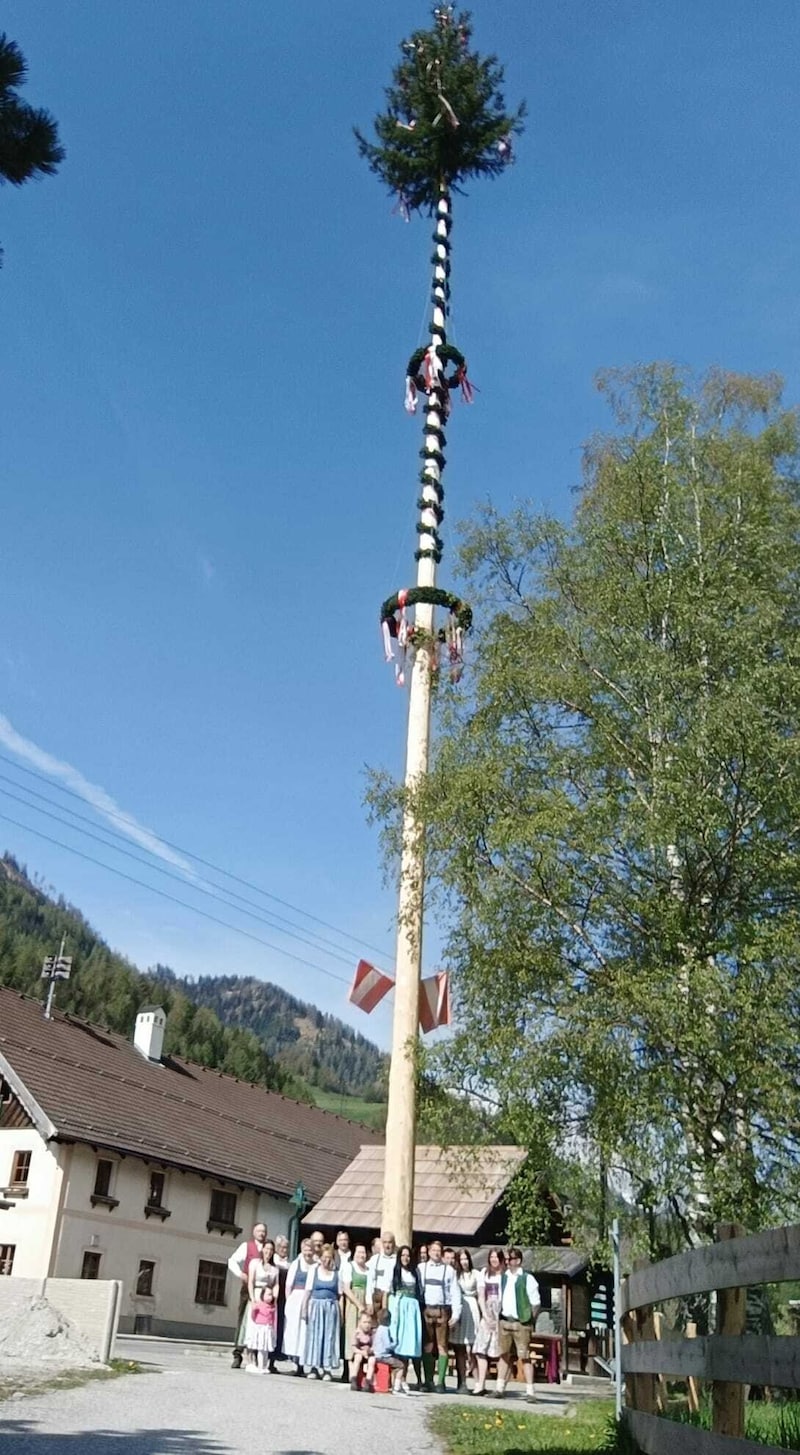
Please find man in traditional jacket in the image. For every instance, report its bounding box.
[227,1221,268,1368]
[496,1247,541,1402]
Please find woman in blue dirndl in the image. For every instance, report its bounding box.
[388,1244,423,1393]
[303,1244,342,1379]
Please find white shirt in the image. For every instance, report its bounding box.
[499,1269,541,1321]
[334,1248,352,1271]
[285,1253,317,1297]
[227,1238,265,1280]
[366,1250,397,1301]
[420,1259,462,1319]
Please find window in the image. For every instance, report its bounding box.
[81,1251,101,1280]
[136,1259,156,1297]
[90,1158,119,1210]
[94,1159,112,1197]
[148,1171,165,1207]
[10,1150,31,1188]
[0,1244,15,1276]
[207,1188,239,1233]
[144,1168,171,1221]
[209,1188,237,1224]
[195,1260,228,1306]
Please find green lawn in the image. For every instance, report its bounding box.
[430,1399,622,1455]
[311,1088,387,1128]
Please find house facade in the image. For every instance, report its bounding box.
[0,987,376,1338]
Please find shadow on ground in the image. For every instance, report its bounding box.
[0,1426,229,1454]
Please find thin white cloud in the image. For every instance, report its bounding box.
[0,714,193,876]
[198,554,215,585]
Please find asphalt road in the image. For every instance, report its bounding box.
[0,1341,573,1455]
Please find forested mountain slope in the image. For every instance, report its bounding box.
[0,855,385,1104]
[154,971,387,1100]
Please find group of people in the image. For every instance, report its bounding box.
[228,1225,542,1401]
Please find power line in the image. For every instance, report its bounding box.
[0,807,354,987]
[0,750,393,963]
[0,777,358,968]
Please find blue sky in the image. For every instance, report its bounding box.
[1,1,799,1050]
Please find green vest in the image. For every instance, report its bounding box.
[501,1271,532,1324]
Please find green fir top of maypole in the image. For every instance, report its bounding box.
[355,6,525,215]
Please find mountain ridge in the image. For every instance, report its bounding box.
[0,854,386,1104]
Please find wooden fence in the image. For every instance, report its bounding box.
[620,1221,800,1454]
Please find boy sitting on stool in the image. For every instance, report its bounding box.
[372,1308,405,1394]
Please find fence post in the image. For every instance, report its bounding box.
[685,1319,700,1414]
[651,1310,666,1413]
[712,1222,746,1440]
[625,1256,657,1416]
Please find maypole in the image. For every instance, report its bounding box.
[356,6,524,1246]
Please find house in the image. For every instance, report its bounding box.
[0,986,378,1338]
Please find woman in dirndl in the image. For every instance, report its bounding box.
[302,1243,342,1379]
[388,1244,422,1394]
[450,1248,481,1387]
[471,1247,506,1396]
[341,1242,369,1379]
[284,1238,317,1375]
[245,1240,279,1373]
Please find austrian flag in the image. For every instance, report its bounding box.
[418,971,452,1034]
[348,959,394,1015]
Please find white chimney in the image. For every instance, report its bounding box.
[134,1006,166,1063]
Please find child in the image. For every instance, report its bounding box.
[372,1307,406,1395]
[350,1311,375,1390]
[246,1283,277,1374]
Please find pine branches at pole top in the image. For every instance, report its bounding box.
[354,6,524,214]
[356,8,523,1245]
[358,6,523,690]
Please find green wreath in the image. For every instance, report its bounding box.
[380,585,473,634]
[407,343,467,391]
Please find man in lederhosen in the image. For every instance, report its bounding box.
[420,1238,462,1392]
[227,1221,268,1368]
[366,1230,397,1314]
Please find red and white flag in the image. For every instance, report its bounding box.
[348,959,394,1015]
[418,971,451,1033]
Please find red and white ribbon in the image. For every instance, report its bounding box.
[348,959,394,1015]
[404,376,418,414]
[422,346,442,392]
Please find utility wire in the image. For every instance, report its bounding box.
[0,775,362,968]
[0,750,393,964]
[0,807,354,987]
[0,782,360,968]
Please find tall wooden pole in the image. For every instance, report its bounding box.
[381,190,452,1246]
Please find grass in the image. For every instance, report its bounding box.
[668,1395,800,1449]
[0,1358,143,1403]
[430,1398,626,1455]
[311,1088,387,1129]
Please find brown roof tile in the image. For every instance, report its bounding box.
[0,986,378,1201]
[307,1143,527,1236]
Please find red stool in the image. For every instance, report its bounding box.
[373,1361,392,1393]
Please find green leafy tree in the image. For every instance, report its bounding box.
[355,5,524,214]
[373,365,800,1242]
[0,32,63,261]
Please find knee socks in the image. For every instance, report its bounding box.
[436,1354,449,1386]
[422,1353,436,1386]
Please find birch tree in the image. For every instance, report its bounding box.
[380,365,800,1241]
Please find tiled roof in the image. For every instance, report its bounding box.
[0,986,378,1202]
[306,1142,527,1236]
